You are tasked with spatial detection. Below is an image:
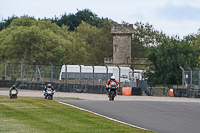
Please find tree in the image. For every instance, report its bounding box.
[132,22,167,59]
[55,9,103,31]
[0,15,114,66]
[145,38,196,87]
[0,16,18,31]
[190,33,200,67]
[62,21,113,65]
[0,16,70,64]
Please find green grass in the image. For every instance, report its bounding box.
[0,95,153,133]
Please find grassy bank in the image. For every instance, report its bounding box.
[0,95,153,133]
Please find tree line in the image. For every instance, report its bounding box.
[0,10,114,65]
[0,9,166,65]
[0,9,200,87]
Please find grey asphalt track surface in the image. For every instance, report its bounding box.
[59,100,200,133]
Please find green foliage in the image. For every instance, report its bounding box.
[146,38,196,87]
[10,16,36,27]
[54,9,103,31]
[0,9,199,69]
[0,15,18,31]
[0,12,114,65]
[62,21,113,65]
[189,34,200,67]
[132,22,167,59]
[0,16,70,65]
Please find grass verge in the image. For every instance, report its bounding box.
[0,95,153,133]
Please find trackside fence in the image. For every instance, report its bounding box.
[0,62,126,94]
[172,66,200,98]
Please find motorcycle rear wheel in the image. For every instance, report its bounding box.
[111,91,115,101]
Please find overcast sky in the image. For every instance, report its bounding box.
[1,0,200,38]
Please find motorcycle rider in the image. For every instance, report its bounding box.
[106,76,119,95]
[9,85,18,96]
[44,84,54,92]
[43,84,55,97]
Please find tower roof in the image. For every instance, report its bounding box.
[111,24,133,34]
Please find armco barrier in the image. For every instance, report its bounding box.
[0,80,16,88]
[15,81,110,94]
[0,80,124,95]
[173,88,187,97]
[173,88,200,98]
[132,87,142,95]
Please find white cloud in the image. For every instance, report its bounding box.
[148,20,200,38]
[170,0,200,6]
[155,2,200,21]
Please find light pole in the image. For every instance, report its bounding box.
[3,60,7,80]
[49,62,53,82]
[33,60,38,81]
[19,61,23,81]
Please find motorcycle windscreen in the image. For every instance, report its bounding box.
[11,90,17,94]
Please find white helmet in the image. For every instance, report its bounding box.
[110,76,115,80]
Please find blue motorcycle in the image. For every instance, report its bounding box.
[43,88,55,100]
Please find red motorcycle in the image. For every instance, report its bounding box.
[107,81,118,101]
[10,89,18,99]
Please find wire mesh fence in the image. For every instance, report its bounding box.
[0,63,67,84]
[184,71,200,89]
[0,62,127,87]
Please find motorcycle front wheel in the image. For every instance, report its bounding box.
[47,95,52,100]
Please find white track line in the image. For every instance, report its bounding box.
[57,101,150,131]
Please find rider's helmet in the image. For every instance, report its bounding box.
[110,76,115,80]
[47,84,52,87]
[12,85,16,88]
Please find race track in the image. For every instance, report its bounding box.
[59,100,200,133]
[1,88,200,133]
